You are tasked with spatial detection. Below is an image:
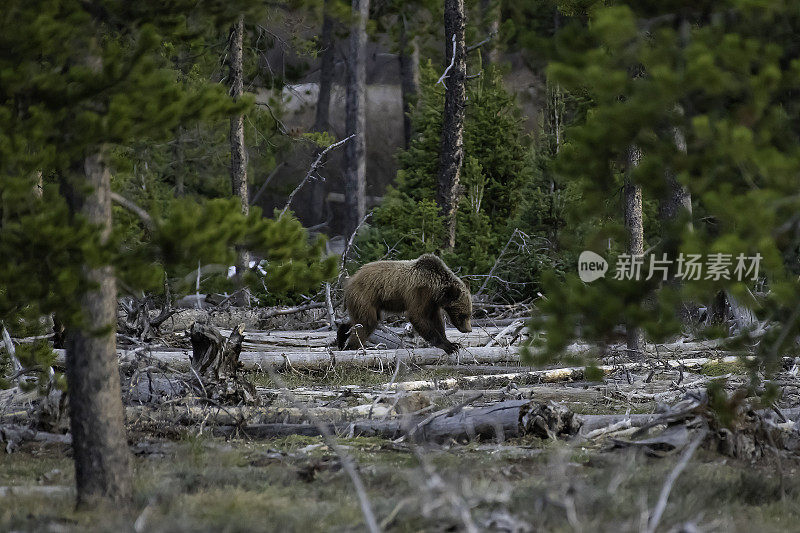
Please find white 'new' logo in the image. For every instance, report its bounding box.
[578,251,608,282]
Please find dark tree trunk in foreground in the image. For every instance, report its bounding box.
[436,0,467,250]
[625,145,645,359]
[66,151,131,505]
[398,15,419,149]
[311,1,336,226]
[344,0,369,237]
[229,16,250,306]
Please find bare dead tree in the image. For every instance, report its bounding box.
[436,0,467,250]
[228,15,250,307]
[625,145,645,360]
[344,0,370,237]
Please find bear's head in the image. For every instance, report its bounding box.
[443,281,472,333]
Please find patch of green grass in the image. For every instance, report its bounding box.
[700,360,750,376]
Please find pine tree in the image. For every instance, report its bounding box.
[0,0,336,505]
[525,1,800,370]
[359,63,533,282]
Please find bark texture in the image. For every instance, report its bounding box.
[66,152,131,505]
[344,0,369,237]
[436,0,467,250]
[625,145,645,359]
[398,16,419,149]
[228,16,250,306]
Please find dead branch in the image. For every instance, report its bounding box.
[8,333,55,344]
[485,319,525,347]
[476,229,531,297]
[437,35,457,87]
[280,134,355,218]
[259,301,326,320]
[111,192,156,233]
[466,31,498,53]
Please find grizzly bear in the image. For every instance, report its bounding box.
[336,254,472,353]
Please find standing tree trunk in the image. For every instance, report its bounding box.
[65,151,131,505]
[311,1,336,226]
[398,14,420,149]
[229,16,250,306]
[625,145,645,359]
[436,0,467,250]
[344,0,369,237]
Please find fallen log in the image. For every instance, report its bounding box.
[126,402,392,427]
[54,341,768,375]
[225,326,522,351]
[54,345,520,371]
[211,401,800,445]
[0,424,72,451]
[214,400,531,443]
[207,400,677,443]
[0,486,73,497]
[389,355,756,391]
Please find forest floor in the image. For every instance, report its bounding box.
[2,315,800,532]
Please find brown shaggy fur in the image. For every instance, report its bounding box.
[337,254,472,353]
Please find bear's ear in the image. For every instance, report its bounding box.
[442,284,461,304]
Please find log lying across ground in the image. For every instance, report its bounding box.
[225,325,526,351]
[125,403,393,427]
[211,402,800,445]
[54,345,521,371]
[212,400,533,442]
[54,342,761,373]
[388,355,761,391]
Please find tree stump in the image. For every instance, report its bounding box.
[189,322,255,404]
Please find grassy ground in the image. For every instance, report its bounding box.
[3,357,798,531]
[2,431,799,532]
